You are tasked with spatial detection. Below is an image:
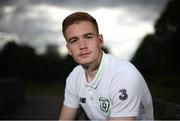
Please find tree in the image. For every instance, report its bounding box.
[131,0,180,75]
[0,41,36,77]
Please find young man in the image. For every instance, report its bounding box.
[59,12,154,120]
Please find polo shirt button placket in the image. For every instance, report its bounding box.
[88,88,95,101]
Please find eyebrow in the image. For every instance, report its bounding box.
[83,32,96,37]
[67,32,97,42]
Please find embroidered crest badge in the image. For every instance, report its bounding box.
[99,97,110,113]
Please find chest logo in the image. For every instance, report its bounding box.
[119,89,128,101]
[99,97,110,113]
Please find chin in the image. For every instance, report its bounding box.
[75,57,90,64]
[78,61,90,65]
[78,59,92,65]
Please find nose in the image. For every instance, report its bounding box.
[79,39,87,50]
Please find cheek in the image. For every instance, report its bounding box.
[96,41,103,49]
[66,46,72,55]
[68,47,79,57]
[67,45,77,56]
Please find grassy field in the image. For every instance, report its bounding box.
[24,81,65,96]
[147,74,180,119]
[147,74,180,105]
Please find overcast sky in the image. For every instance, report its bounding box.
[0,0,169,60]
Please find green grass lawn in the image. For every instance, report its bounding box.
[24,81,65,96]
[147,74,180,105]
[150,85,179,104]
[147,74,180,119]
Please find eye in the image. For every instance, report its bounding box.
[68,38,78,44]
[84,35,94,40]
[87,35,93,38]
[70,39,76,43]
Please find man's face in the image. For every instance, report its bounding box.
[65,21,104,65]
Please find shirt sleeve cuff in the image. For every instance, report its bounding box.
[110,112,138,118]
[63,101,79,109]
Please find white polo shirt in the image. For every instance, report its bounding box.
[63,52,154,120]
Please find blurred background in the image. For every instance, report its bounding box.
[0,0,180,120]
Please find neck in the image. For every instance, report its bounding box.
[83,52,103,82]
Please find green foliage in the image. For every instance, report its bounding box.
[131,0,180,75]
[0,41,77,84]
[25,81,65,96]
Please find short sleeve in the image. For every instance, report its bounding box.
[63,72,80,108]
[110,63,144,118]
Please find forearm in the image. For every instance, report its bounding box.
[59,105,78,120]
[109,117,136,121]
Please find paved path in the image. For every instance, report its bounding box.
[1,95,63,120]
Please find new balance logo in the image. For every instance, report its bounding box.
[80,97,86,103]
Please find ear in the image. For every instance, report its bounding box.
[66,44,72,56]
[98,34,104,48]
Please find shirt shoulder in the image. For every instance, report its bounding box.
[106,54,141,77]
[64,65,83,108]
[67,65,83,79]
[105,54,145,94]
[65,65,84,90]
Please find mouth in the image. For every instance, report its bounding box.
[79,51,92,58]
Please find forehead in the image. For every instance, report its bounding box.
[65,21,97,37]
